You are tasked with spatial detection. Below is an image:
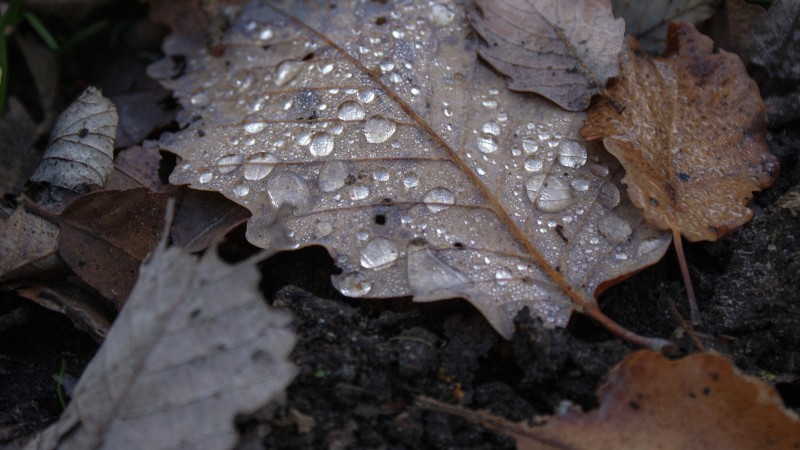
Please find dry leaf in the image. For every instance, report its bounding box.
[29,87,118,201]
[467,0,624,111]
[748,0,800,82]
[171,188,251,252]
[24,240,297,449]
[15,282,112,341]
[612,0,716,54]
[0,206,60,281]
[710,0,766,60]
[105,145,172,192]
[0,98,40,197]
[581,23,779,242]
[153,1,672,343]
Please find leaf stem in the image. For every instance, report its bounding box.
[56,357,67,410]
[672,228,700,326]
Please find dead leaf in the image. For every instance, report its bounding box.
[612,0,716,54]
[467,0,624,111]
[0,206,60,281]
[748,0,800,82]
[15,282,112,341]
[145,0,209,34]
[581,23,779,242]
[0,98,39,197]
[171,188,251,252]
[710,0,766,60]
[24,240,297,449]
[105,145,172,192]
[421,351,800,449]
[29,87,118,204]
[153,1,673,343]
[46,188,169,308]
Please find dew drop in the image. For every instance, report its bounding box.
[524,158,544,172]
[392,29,405,39]
[423,187,455,213]
[309,132,335,156]
[274,60,304,86]
[233,184,250,197]
[364,116,397,143]
[350,185,370,200]
[481,121,500,135]
[380,61,395,72]
[482,99,498,109]
[557,141,588,168]
[315,221,333,238]
[598,213,632,244]
[190,92,210,106]
[522,139,539,154]
[243,152,278,180]
[258,28,273,41]
[526,176,574,212]
[598,183,621,209]
[267,172,312,212]
[360,237,400,269]
[295,131,313,146]
[217,154,243,174]
[243,114,266,134]
[338,272,372,297]
[570,178,590,192]
[318,160,349,192]
[198,171,212,184]
[495,268,512,285]
[476,135,499,153]
[337,101,366,121]
[590,164,610,177]
[403,172,419,189]
[430,3,455,26]
[373,170,390,182]
[358,89,376,103]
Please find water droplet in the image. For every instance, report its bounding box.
[526,176,574,212]
[590,164,610,177]
[190,92,210,106]
[481,121,500,135]
[495,268,512,285]
[423,187,455,213]
[380,61,395,72]
[598,213,632,244]
[524,158,544,172]
[360,237,400,269]
[295,131,313,146]
[337,101,366,121]
[373,170,390,182]
[570,178,590,192]
[598,183,621,208]
[358,89,376,103]
[637,238,666,257]
[320,63,334,74]
[315,221,333,238]
[258,28,273,41]
[267,171,312,212]
[364,116,397,143]
[198,171,212,184]
[318,160,349,192]
[482,99,498,109]
[403,172,419,189]
[217,154,243,174]
[243,114,266,134]
[392,29,405,39]
[350,185,369,200]
[233,184,250,197]
[522,139,539,154]
[430,3,455,27]
[557,141,588,168]
[274,60,304,86]
[338,272,372,297]
[243,152,278,180]
[476,135,499,153]
[309,132,335,156]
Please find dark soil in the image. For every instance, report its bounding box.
[1,2,799,448]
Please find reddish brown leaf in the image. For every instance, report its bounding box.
[171,188,250,252]
[581,23,779,242]
[56,188,169,308]
[105,145,173,192]
[15,282,112,341]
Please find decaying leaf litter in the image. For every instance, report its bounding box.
[0,0,796,448]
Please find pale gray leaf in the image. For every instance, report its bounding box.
[612,0,716,53]
[748,0,800,81]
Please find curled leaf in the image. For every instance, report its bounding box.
[581,23,779,242]
[467,0,624,111]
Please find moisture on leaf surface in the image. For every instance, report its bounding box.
[153,0,671,339]
[581,22,779,242]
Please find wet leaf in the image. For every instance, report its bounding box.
[612,0,716,54]
[15,282,112,341]
[581,23,779,242]
[748,0,800,81]
[105,145,172,192]
[467,0,624,111]
[0,206,60,281]
[154,1,672,341]
[171,188,251,252]
[0,98,41,197]
[421,351,800,449]
[24,240,297,449]
[29,87,118,203]
[709,0,766,60]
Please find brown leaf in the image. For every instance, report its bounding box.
[55,188,168,308]
[581,23,779,242]
[153,1,673,344]
[748,0,800,82]
[15,282,112,341]
[420,351,800,449]
[710,0,766,60]
[105,145,173,192]
[0,206,60,281]
[467,0,624,111]
[0,98,41,197]
[171,188,251,252]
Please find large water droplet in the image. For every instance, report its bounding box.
[315,221,333,238]
[423,187,455,213]
[274,60,304,86]
[318,160,349,192]
[407,246,472,298]
[430,3,455,27]
[598,183,621,209]
[198,171,212,184]
[337,101,366,121]
[403,172,419,189]
[598,213,632,244]
[309,132,335,156]
[557,141,588,168]
[350,185,370,200]
[481,121,500,135]
[522,139,539,154]
[243,114,266,134]
[360,237,400,269]
[526,176,574,212]
[524,158,544,172]
[476,135,499,153]
[357,89,376,103]
[570,178,590,192]
[364,116,397,143]
[338,272,372,297]
[267,171,312,212]
[233,184,250,197]
[217,154,243,174]
[243,152,278,180]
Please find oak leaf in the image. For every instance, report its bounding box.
[467,0,624,111]
[581,23,779,242]
[153,0,672,342]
